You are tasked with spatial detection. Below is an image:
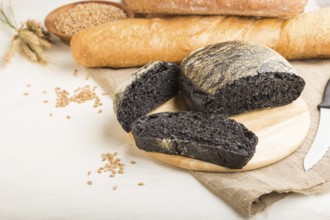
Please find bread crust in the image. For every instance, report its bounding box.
[179,41,305,115]
[71,8,330,68]
[123,0,307,18]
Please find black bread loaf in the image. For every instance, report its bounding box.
[131,111,258,169]
[180,41,305,115]
[114,61,179,132]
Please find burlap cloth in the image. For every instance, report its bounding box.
[190,60,330,217]
[90,59,330,217]
[85,2,330,217]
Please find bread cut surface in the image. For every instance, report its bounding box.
[131,111,258,169]
[180,41,305,115]
[114,61,179,132]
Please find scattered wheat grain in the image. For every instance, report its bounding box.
[73,69,78,77]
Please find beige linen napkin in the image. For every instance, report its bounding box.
[89,60,330,217]
[191,60,330,216]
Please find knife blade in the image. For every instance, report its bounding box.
[304,78,330,171]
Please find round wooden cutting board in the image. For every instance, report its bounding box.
[146,95,310,172]
[90,68,311,173]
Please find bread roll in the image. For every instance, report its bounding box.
[179,41,305,115]
[124,0,306,18]
[71,8,330,68]
[131,111,257,169]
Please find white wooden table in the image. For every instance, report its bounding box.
[0,0,329,219]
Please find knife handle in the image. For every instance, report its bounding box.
[318,79,330,109]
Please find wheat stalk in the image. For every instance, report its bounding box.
[0,4,52,64]
[3,36,19,63]
[20,40,38,62]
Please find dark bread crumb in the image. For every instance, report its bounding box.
[180,72,305,115]
[115,61,179,132]
[131,112,257,169]
[180,41,305,115]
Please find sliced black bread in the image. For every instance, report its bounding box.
[114,61,179,132]
[131,111,258,169]
[180,41,305,115]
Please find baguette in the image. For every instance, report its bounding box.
[123,0,307,18]
[71,8,330,68]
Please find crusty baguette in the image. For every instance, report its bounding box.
[71,8,330,68]
[123,0,306,18]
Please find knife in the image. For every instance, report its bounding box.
[304,78,330,171]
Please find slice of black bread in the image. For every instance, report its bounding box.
[114,61,179,132]
[131,111,258,169]
[180,41,305,115]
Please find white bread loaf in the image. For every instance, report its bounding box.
[71,8,330,68]
[123,0,307,18]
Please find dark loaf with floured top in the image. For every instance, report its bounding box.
[180,41,305,115]
[114,61,179,132]
[131,111,258,169]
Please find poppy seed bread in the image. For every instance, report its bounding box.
[131,111,258,169]
[180,41,305,115]
[114,61,179,132]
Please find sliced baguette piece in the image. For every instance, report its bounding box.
[131,111,258,169]
[114,61,179,132]
[180,41,305,115]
